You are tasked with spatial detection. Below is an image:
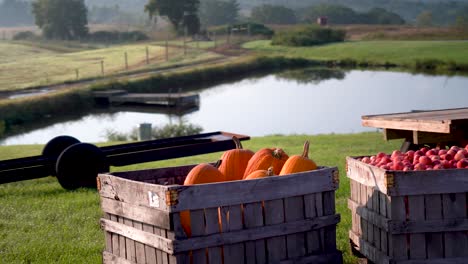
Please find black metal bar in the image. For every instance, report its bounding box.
[0,165,52,183]
[107,140,237,166]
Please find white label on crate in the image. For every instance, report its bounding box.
[148,191,160,208]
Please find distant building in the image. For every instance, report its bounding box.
[317,16,328,26]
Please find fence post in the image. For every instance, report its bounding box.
[213,31,217,48]
[138,123,152,141]
[101,60,104,75]
[227,26,230,45]
[165,33,169,61]
[184,27,187,56]
[146,46,149,64]
[125,52,128,70]
[75,69,79,79]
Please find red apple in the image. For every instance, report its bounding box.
[414,150,424,156]
[440,160,451,169]
[440,153,453,161]
[425,149,438,156]
[433,164,444,170]
[438,149,448,156]
[450,146,460,152]
[393,161,404,171]
[376,152,387,159]
[414,163,427,171]
[454,150,466,161]
[420,147,429,154]
[419,156,432,166]
[456,159,468,169]
[447,149,457,156]
[362,157,371,164]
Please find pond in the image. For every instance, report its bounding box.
[2,68,468,145]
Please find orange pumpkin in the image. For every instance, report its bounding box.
[279,140,317,175]
[244,167,274,180]
[218,136,254,181]
[181,161,225,237]
[243,148,289,178]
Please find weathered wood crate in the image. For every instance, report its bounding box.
[97,164,342,264]
[347,156,468,264]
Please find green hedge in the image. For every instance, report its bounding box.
[272,26,346,46]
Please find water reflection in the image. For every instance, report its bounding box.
[2,68,468,145]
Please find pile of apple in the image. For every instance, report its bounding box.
[358,144,468,171]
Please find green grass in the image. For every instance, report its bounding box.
[0,133,402,263]
[0,41,222,92]
[244,40,468,68]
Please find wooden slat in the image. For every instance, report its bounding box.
[361,118,450,134]
[304,194,321,254]
[111,215,121,257]
[384,129,412,141]
[132,221,146,264]
[443,193,468,258]
[100,197,171,230]
[170,167,338,212]
[285,196,306,258]
[408,195,426,259]
[279,252,343,264]
[118,217,127,259]
[171,213,188,264]
[223,205,244,264]
[396,257,468,264]
[105,214,113,252]
[360,184,368,242]
[390,196,407,261]
[348,199,389,232]
[323,191,337,253]
[189,210,206,263]
[413,130,464,145]
[103,251,137,264]
[366,186,374,248]
[244,202,266,264]
[109,164,194,182]
[362,107,468,122]
[425,194,444,259]
[142,223,157,264]
[124,218,137,263]
[372,189,381,252]
[205,208,222,264]
[349,230,391,264]
[346,157,389,194]
[264,199,287,262]
[380,192,389,255]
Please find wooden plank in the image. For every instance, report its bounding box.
[366,186,374,247]
[349,230,391,264]
[425,194,444,259]
[100,197,171,229]
[244,202,266,264]
[443,193,468,258]
[103,251,137,264]
[189,209,206,263]
[284,196,306,258]
[372,189,381,251]
[170,167,338,212]
[132,221,146,264]
[118,217,127,259]
[384,129,412,141]
[304,194,321,254]
[142,223,157,264]
[323,191,337,253]
[362,107,468,122]
[390,196,408,261]
[408,195,426,259]
[223,205,244,264]
[264,199,287,262]
[380,192,388,255]
[170,213,188,264]
[104,214,113,253]
[347,157,388,192]
[360,184,368,242]
[110,215,120,257]
[106,164,194,185]
[413,130,464,145]
[124,218,137,263]
[396,257,468,264]
[362,118,450,134]
[279,252,343,264]
[205,208,222,264]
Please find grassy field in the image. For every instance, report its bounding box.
[0,41,222,92]
[0,132,402,263]
[243,40,468,69]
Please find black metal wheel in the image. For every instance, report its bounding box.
[42,136,81,157]
[55,143,108,190]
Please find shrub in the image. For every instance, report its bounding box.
[87,30,149,43]
[211,23,274,37]
[272,26,345,46]
[12,31,38,41]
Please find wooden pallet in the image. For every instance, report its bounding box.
[98,164,343,264]
[347,156,468,264]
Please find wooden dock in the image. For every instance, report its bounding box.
[93,90,200,107]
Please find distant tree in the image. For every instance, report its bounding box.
[454,6,468,30]
[300,4,360,24]
[32,0,88,40]
[145,0,201,34]
[250,4,297,25]
[416,10,433,27]
[199,0,239,27]
[0,0,34,26]
[365,8,405,25]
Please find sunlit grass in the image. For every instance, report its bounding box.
[0,133,401,263]
[244,40,468,67]
[0,41,224,92]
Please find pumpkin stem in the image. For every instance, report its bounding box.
[232,136,243,149]
[272,148,284,159]
[267,167,274,176]
[302,141,310,158]
[214,159,222,168]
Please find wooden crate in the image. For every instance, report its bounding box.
[347,156,468,264]
[97,164,342,264]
